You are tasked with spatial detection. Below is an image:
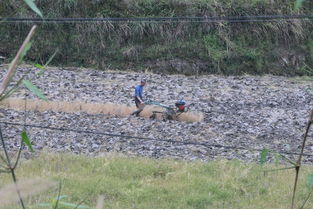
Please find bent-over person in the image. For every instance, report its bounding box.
[131,80,146,116]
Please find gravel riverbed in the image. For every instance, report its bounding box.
[1,66,313,163]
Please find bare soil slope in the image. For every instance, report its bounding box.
[1,66,313,162]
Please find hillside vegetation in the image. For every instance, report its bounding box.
[0,0,312,75]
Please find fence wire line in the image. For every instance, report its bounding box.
[1,121,313,158]
[1,14,313,24]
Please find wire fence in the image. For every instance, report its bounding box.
[1,121,313,158]
[1,14,313,24]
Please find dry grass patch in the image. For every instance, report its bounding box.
[0,98,203,122]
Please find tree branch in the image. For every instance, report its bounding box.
[291,110,313,209]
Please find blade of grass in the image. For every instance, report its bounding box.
[44,49,58,68]
[0,154,7,165]
[260,148,269,165]
[0,125,26,209]
[12,139,24,170]
[0,168,10,173]
[301,67,313,75]
[0,162,8,169]
[274,152,280,165]
[53,183,62,209]
[264,166,296,173]
[280,154,297,166]
[299,187,313,209]
[36,49,59,76]
[304,64,313,71]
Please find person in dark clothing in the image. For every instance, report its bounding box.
[131,80,146,116]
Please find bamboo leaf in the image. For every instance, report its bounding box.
[22,79,47,101]
[21,130,33,152]
[19,41,32,63]
[54,195,68,201]
[295,0,305,9]
[34,63,44,69]
[59,201,92,209]
[260,148,269,165]
[307,174,313,188]
[37,203,51,207]
[23,0,43,18]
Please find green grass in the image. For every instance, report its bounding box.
[1,153,313,209]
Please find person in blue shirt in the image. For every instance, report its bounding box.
[131,80,146,116]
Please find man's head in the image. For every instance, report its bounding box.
[140,79,146,86]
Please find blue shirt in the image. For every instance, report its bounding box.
[135,85,143,98]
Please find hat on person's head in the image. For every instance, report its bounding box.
[141,79,146,83]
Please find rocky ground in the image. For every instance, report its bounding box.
[1,66,313,163]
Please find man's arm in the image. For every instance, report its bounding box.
[135,86,144,103]
[136,96,144,103]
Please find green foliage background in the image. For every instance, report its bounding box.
[0,0,312,75]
